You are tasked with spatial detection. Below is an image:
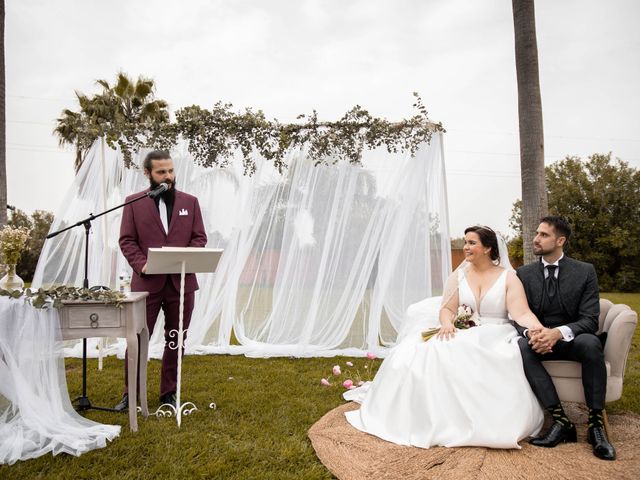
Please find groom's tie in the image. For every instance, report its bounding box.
[545,265,558,298]
[159,197,169,234]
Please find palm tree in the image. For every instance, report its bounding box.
[512,0,548,263]
[54,72,169,172]
[54,106,96,172]
[0,1,7,227]
[96,72,169,125]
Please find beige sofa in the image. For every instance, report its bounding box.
[542,299,638,403]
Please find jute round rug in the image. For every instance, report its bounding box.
[308,402,640,480]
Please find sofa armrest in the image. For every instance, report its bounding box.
[603,307,638,378]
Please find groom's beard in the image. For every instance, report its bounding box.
[533,244,552,256]
[150,177,177,202]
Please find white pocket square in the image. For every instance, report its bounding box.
[179,208,189,216]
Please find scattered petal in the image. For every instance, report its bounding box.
[343,379,354,389]
[332,365,342,376]
[320,378,331,387]
[357,380,365,386]
[346,361,354,367]
[366,352,377,360]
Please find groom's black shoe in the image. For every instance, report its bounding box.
[114,393,129,412]
[529,422,577,447]
[159,392,177,408]
[588,426,616,460]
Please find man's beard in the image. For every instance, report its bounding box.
[150,177,176,202]
[533,244,552,256]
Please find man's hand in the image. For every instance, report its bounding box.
[529,327,562,354]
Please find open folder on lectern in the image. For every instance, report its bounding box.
[145,247,223,275]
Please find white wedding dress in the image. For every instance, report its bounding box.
[345,268,544,449]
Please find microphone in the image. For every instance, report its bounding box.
[147,183,169,198]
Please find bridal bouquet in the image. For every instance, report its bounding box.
[453,304,480,329]
[421,304,480,342]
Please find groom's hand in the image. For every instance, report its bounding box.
[529,327,562,354]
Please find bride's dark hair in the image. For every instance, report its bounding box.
[464,225,500,263]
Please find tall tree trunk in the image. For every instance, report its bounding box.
[0,1,6,227]
[512,0,547,263]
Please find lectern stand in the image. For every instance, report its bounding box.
[146,247,222,427]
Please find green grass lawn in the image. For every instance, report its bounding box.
[1,293,638,479]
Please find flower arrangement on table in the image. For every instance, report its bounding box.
[421,304,480,342]
[0,225,30,265]
[0,226,31,290]
[320,352,378,390]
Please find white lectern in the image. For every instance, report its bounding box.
[146,246,223,427]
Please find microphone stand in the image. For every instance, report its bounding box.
[46,187,164,412]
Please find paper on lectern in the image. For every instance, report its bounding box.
[145,247,223,274]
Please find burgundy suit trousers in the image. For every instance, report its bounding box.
[125,277,195,397]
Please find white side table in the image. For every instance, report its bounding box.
[59,292,149,432]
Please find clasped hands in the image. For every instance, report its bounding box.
[527,327,562,354]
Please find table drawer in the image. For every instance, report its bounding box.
[66,306,121,329]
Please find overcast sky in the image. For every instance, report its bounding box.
[6,0,640,237]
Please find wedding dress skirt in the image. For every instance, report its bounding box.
[345,269,544,449]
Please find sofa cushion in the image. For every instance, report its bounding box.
[542,360,611,378]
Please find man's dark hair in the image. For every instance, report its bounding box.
[540,215,572,241]
[143,150,172,172]
[464,225,500,262]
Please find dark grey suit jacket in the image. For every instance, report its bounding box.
[516,255,600,337]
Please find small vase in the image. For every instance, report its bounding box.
[0,264,24,291]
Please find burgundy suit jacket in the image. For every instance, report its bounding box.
[119,189,208,294]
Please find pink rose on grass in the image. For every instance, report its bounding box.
[320,378,331,387]
[366,352,377,360]
[332,365,342,376]
[346,361,354,367]
[343,379,354,389]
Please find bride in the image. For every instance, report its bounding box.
[345,225,545,449]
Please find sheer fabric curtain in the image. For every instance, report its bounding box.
[33,134,450,358]
[0,298,120,465]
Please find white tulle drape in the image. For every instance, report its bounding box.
[0,298,120,465]
[32,135,450,358]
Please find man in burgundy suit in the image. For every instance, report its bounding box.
[115,150,207,411]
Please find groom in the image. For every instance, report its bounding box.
[116,150,207,411]
[516,216,615,461]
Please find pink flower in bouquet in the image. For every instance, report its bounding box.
[346,361,354,367]
[366,352,377,360]
[343,379,354,389]
[320,378,331,386]
[332,365,342,376]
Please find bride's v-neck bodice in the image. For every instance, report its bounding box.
[459,269,509,321]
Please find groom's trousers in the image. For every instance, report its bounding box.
[517,333,606,410]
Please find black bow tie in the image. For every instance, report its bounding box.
[545,265,558,298]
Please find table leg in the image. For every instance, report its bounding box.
[138,326,149,418]
[126,333,139,432]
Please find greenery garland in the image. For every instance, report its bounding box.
[55,73,445,174]
[0,286,126,309]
